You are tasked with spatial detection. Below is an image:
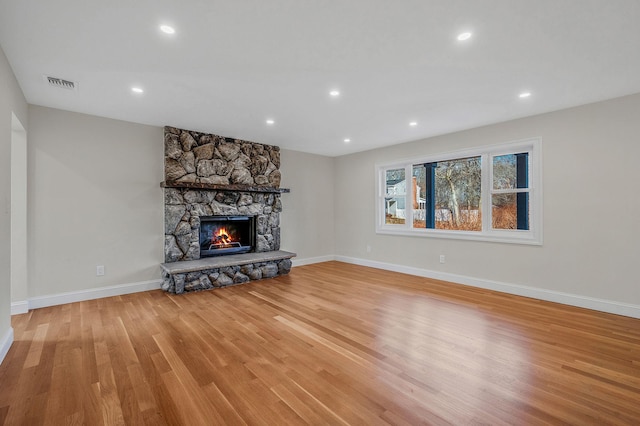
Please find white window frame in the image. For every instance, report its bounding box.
[376,138,542,245]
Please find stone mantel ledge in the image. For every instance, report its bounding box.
[161,250,296,275]
[160,181,290,193]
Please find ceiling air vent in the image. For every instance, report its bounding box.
[45,76,78,90]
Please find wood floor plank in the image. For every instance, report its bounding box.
[22,323,48,369]
[1,261,640,425]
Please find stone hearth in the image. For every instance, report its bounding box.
[161,251,295,294]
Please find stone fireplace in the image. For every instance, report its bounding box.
[164,188,281,262]
[161,126,295,294]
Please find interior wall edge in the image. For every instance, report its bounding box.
[10,301,28,316]
[0,327,14,366]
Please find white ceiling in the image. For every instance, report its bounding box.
[1,1,639,157]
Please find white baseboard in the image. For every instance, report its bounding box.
[292,255,336,267]
[335,256,640,319]
[0,327,14,366]
[27,279,163,311]
[12,258,639,319]
[11,300,28,315]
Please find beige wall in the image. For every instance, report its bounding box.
[27,94,639,310]
[25,109,335,298]
[279,149,335,263]
[27,106,164,297]
[334,93,640,306]
[0,45,28,352]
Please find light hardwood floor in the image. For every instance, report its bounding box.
[1,261,639,425]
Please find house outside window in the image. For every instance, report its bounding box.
[376,138,542,245]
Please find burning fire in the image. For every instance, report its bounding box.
[211,227,235,247]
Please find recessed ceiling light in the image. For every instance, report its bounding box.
[519,92,532,98]
[266,119,275,125]
[330,90,340,97]
[131,87,144,94]
[457,32,472,41]
[409,121,418,127]
[160,25,175,34]
[343,138,351,143]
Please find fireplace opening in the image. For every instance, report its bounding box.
[199,216,255,258]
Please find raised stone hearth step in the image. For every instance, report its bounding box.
[160,250,296,294]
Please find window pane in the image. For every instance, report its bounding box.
[434,157,481,231]
[493,153,528,189]
[385,196,406,224]
[493,154,517,189]
[385,168,406,224]
[412,165,426,228]
[386,168,405,195]
[492,193,529,229]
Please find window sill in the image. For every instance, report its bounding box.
[376,226,542,246]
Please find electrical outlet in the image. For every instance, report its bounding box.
[96,265,105,276]
[439,255,445,264]
[366,245,371,253]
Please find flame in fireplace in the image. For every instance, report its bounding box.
[211,227,235,248]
